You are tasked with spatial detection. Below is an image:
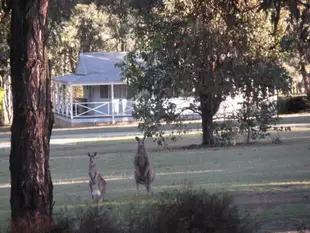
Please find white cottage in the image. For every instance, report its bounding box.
[52,52,277,128]
[53,52,204,127]
[53,52,137,127]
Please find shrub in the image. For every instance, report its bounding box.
[6,204,118,233]
[3,188,258,233]
[123,187,257,233]
[50,204,118,233]
[277,96,310,114]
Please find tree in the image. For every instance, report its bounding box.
[119,0,291,145]
[7,0,54,229]
[258,0,309,31]
[48,3,133,77]
[0,9,11,123]
[0,9,10,81]
[96,0,136,52]
[48,3,112,76]
[232,1,310,93]
[280,6,310,94]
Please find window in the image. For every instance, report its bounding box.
[100,85,110,99]
[114,85,127,99]
[100,85,128,99]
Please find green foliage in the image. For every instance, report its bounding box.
[232,60,291,143]
[122,187,256,233]
[53,204,118,233]
[48,2,136,77]
[48,3,115,76]
[212,99,279,146]
[119,0,292,145]
[235,100,277,144]
[279,3,310,94]
[117,52,187,141]
[213,120,240,146]
[256,0,310,38]
[28,188,256,233]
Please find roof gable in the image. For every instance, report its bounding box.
[75,52,128,76]
[54,51,145,85]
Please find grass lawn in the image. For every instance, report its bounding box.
[0,129,310,232]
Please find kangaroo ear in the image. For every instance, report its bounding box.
[135,136,140,142]
[88,152,91,157]
[94,152,97,157]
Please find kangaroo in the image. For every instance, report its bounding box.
[88,152,107,203]
[134,136,155,193]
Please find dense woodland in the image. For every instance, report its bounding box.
[1,1,135,80]
[0,0,309,231]
[0,1,308,82]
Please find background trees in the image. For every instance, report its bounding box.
[280,5,310,94]
[119,0,291,145]
[48,2,136,78]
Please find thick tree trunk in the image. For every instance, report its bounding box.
[200,94,221,145]
[9,0,54,229]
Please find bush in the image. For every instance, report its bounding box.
[50,204,118,233]
[4,204,118,233]
[278,96,310,114]
[123,187,257,233]
[4,188,258,233]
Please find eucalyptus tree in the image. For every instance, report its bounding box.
[119,0,291,145]
[2,0,54,230]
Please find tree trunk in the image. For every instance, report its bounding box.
[200,94,221,145]
[246,125,251,144]
[68,47,76,74]
[9,0,54,229]
[300,62,309,95]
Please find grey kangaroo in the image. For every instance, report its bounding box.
[88,152,107,202]
[134,136,155,193]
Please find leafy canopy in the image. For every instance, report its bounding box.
[118,0,291,142]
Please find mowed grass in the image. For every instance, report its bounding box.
[0,129,310,228]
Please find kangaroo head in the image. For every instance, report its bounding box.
[88,152,97,166]
[135,136,146,154]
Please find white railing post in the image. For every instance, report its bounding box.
[52,81,55,112]
[69,85,73,119]
[53,82,56,113]
[61,84,65,115]
[65,85,69,117]
[56,82,60,114]
[111,83,115,124]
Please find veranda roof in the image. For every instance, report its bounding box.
[53,72,126,86]
[53,52,133,86]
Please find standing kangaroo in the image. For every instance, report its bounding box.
[88,152,107,203]
[134,136,155,193]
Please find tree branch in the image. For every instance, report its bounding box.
[296,0,310,8]
[180,104,202,116]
